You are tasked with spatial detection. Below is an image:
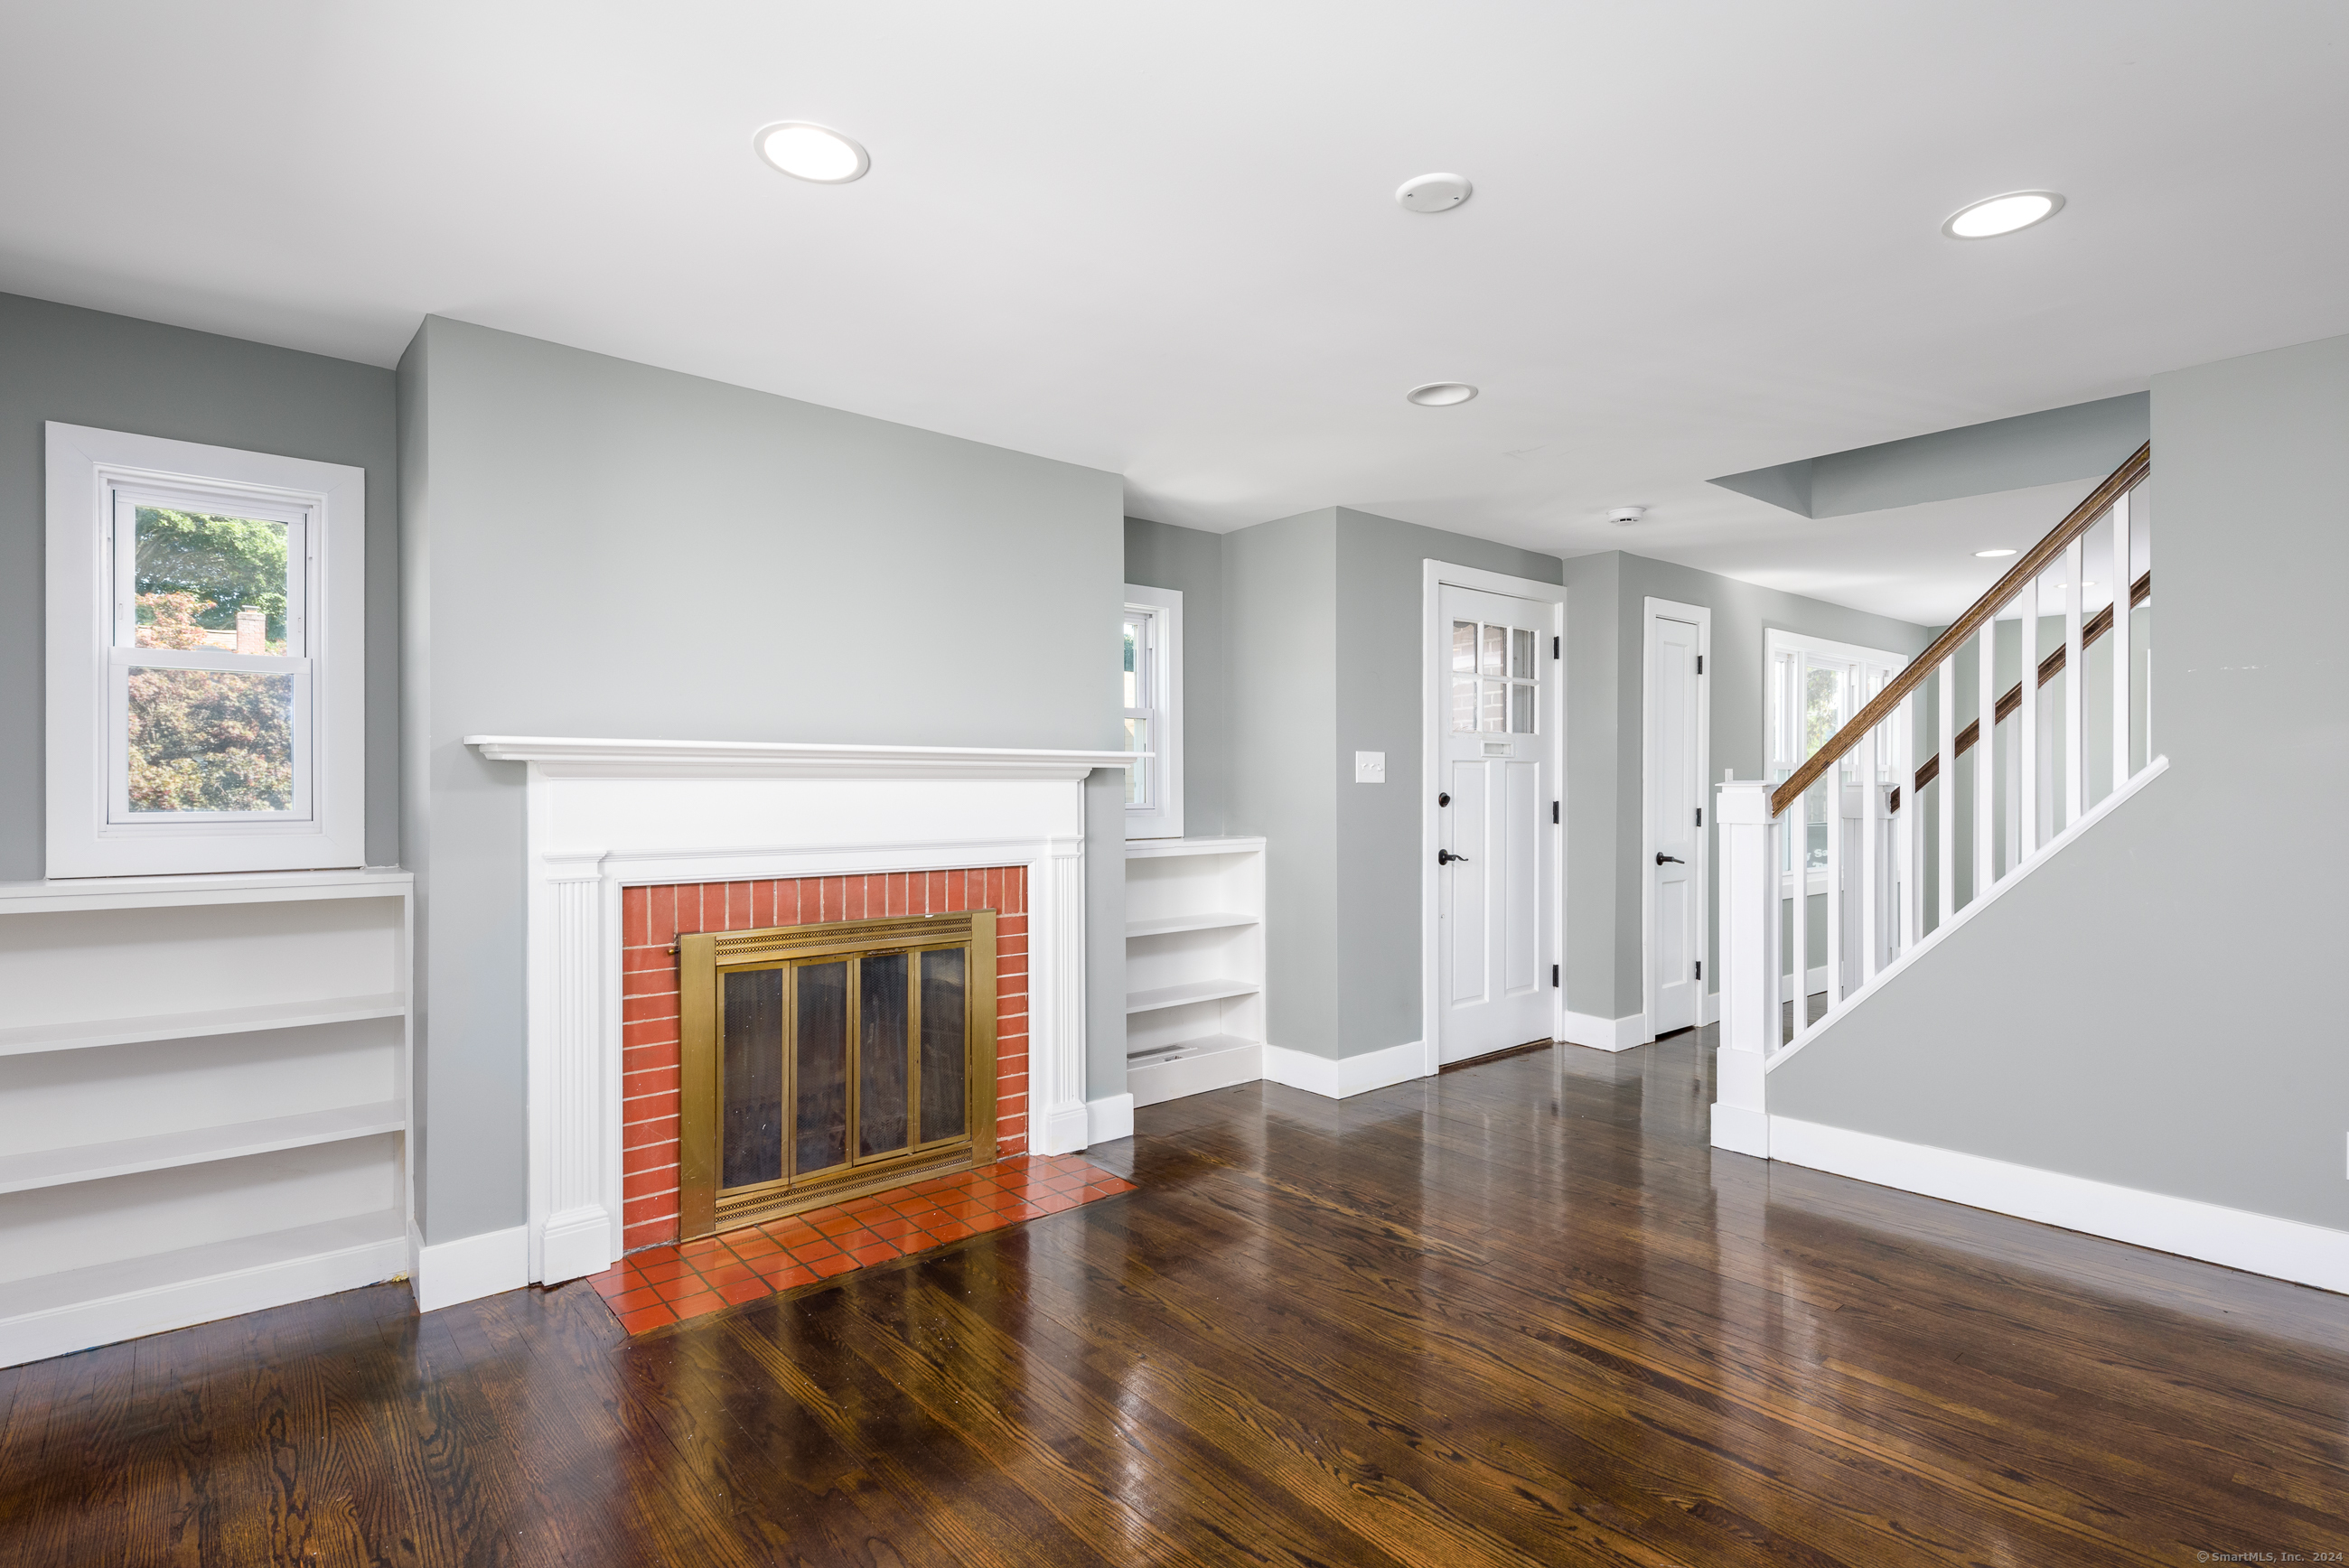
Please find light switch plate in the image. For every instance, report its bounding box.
[1354,751,1386,783]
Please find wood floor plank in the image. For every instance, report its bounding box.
[2,1028,2343,1567]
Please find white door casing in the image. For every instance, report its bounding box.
[1429,575,1562,1067]
[1643,599,1710,1040]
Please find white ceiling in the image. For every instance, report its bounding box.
[3,2,2342,622]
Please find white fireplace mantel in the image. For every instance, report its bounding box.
[468,735,1137,1287]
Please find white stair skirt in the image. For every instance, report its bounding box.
[468,735,1134,1291]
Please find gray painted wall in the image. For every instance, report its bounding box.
[1769,331,2349,1232]
[1222,510,1340,1059]
[0,292,401,879]
[1562,551,1936,1024]
[1334,509,1562,1058]
[1123,517,1230,835]
[1713,393,2149,518]
[398,317,1125,1245]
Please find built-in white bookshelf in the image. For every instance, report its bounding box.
[1124,836,1265,1107]
[0,869,413,1367]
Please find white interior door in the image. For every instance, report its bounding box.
[1437,585,1555,1064]
[1645,605,1707,1037]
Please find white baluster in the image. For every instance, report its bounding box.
[2017,573,2039,862]
[1899,686,1918,954]
[1711,779,1774,1156]
[1789,770,1810,1037]
[1937,655,1955,932]
[1859,698,1880,985]
[2110,490,2133,785]
[1825,733,1844,1011]
[1976,620,1995,896]
[2065,535,2087,826]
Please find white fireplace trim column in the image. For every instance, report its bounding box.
[469,735,1136,1286]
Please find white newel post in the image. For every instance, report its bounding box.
[1711,778,1775,1157]
[538,849,618,1283]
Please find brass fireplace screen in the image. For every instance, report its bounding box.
[678,910,997,1237]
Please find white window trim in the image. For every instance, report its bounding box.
[1122,584,1184,840]
[45,423,366,878]
[1764,627,1907,897]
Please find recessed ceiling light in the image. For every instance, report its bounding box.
[1974,547,2017,558]
[754,121,870,183]
[1943,191,2064,239]
[1396,173,1473,213]
[1406,381,1478,406]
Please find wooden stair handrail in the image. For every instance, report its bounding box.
[1769,440,2150,819]
[1896,567,2150,807]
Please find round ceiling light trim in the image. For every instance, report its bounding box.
[1406,381,1478,406]
[1396,173,1473,213]
[754,121,871,183]
[1974,547,2018,558]
[1942,190,2064,239]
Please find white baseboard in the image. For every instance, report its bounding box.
[0,1221,407,1369]
[1709,1102,1768,1158]
[1128,1041,1262,1107]
[1084,1092,1136,1143]
[1262,1039,1425,1100]
[1558,1010,1649,1051]
[1770,1116,2349,1297]
[415,1222,529,1312]
[540,1205,614,1287]
[1037,1103,1090,1156]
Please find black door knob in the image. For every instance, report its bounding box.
[1655,853,1684,865]
[1437,791,1450,807]
[1437,849,1470,865]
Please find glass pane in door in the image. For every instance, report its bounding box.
[1481,679,1505,732]
[1451,621,1477,672]
[1481,624,1505,676]
[1451,676,1477,733]
[720,967,784,1190]
[1510,682,1534,733]
[1511,628,1534,678]
[857,952,910,1158]
[919,948,968,1143]
[795,961,850,1174]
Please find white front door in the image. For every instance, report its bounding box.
[1437,584,1555,1064]
[1646,606,1706,1036]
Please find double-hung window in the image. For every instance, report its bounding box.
[1764,630,1905,885]
[46,424,366,877]
[1121,584,1184,839]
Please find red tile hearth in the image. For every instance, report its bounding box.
[620,866,1029,1254]
[583,1154,1134,1335]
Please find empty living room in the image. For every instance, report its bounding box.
[1,3,2344,1564]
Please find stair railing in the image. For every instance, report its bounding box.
[1710,443,2153,1156]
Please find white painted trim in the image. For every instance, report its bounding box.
[1769,1116,2349,1296]
[413,1223,530,1313]
[1642,597,1711,1041]
[1084,1093,1136,1143]
[1699,988,1720,1027]
[1767,753,2170,1072]
[1124,834,1266,860]
[1558,1010,1650,1052]
[0,865,409,913]
[1264,1039,1425,1100]
[45,423,368,878]
[1420,561,1568,1080]
[466,735,1135,779]
[0,1215,407,1368]
[1128,1041,1263,1106]
[1708,1103,1769,1158]
[1123,583,1184,840]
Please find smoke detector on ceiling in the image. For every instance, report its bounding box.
[1396,173,1473,213]
[1608,507,1645,527]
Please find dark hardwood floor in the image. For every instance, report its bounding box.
[5,1030,2345,1566]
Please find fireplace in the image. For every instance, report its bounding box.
[467,733,1133,1290]
[678,910,998,1236]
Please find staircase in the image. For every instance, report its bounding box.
[1711,443,2155,1155]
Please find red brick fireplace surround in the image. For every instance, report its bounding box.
[620,868,1029,1253]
